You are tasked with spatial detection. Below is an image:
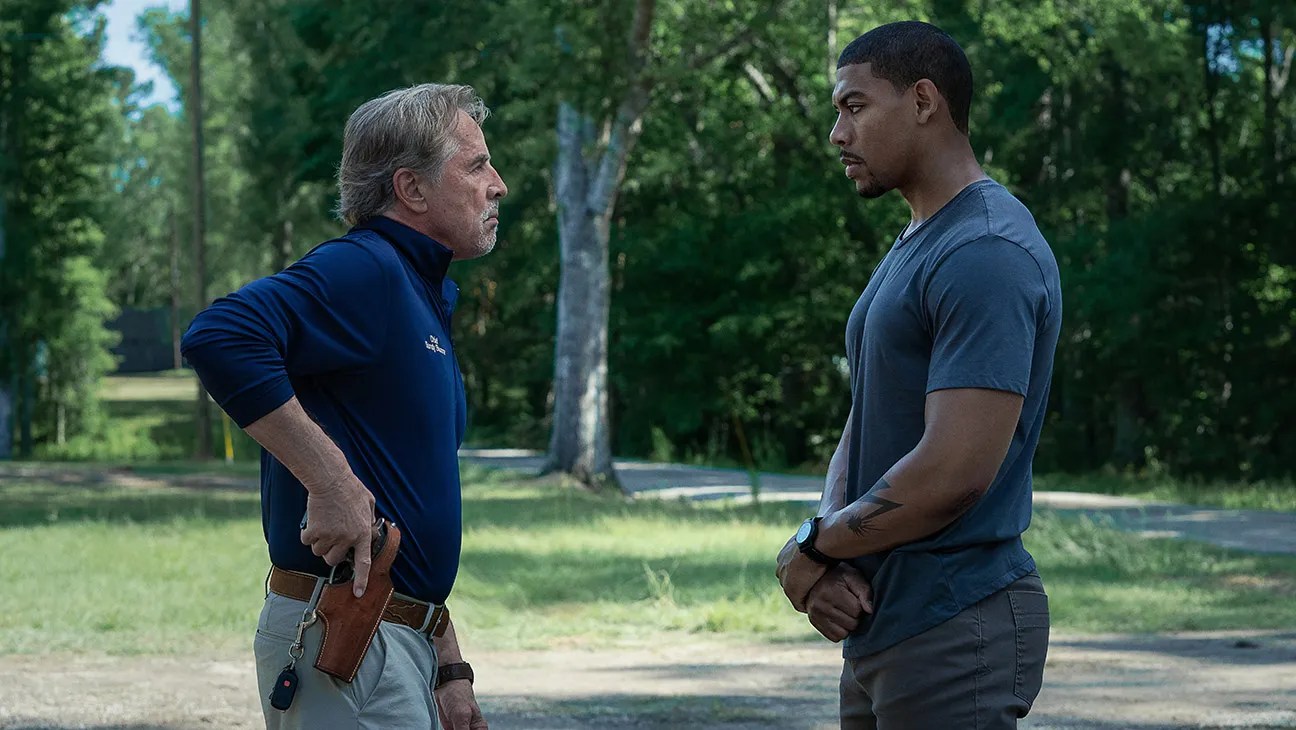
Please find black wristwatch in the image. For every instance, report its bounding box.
[795,517,840,567]
[436,661,474,688]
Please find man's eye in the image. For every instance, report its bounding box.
[848,105,864,114]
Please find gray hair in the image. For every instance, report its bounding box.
[335,83,490,226]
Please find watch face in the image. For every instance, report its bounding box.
[795,519,814,544]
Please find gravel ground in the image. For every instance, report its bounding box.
[2,631,1293,729]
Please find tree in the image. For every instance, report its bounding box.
[544,0,656,490]
[0,0,123,456]
[545,0,827,490]
[112,0,1295,482]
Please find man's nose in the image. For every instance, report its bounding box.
[490,168,508,200]
[829,114,849,148]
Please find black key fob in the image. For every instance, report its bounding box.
[269,665,299,711]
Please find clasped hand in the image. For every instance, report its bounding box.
[775,537,873,642]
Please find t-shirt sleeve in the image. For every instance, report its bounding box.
[923,235,1051,396]
[180,241,392,427]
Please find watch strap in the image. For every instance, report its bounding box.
[436,661,474,688]
[801,543,840,567]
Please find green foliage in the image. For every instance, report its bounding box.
[64,0,1296,480]
[36,374,260,462]
[0,1,124,455]
[209,0,1285,479]
[1027,510,1296,632]
[34,256,120,444]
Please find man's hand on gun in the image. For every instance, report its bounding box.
[300,473,377,597]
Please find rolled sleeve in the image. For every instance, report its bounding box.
[180,241,392,428]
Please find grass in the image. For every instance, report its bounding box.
[1,463,1294,657]
[1035,472,1296,513]
[102,371,200,401]
[8,372,1289,655]
[35,373,262,463]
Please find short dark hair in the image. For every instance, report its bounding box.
[837,21,973,135]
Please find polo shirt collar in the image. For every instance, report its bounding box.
[353,215,454,285]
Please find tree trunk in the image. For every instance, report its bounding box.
[190,0,212,459]
[0,190,10,460]
[1261,15,1278,188]
[170,207,182,370]
[546,103,616,489]
[274,217,294,272]
[1202,8,1223,197]
[18,366,33,458]
[1103,56,1130,220]
[0,378,10,460]
[826,0,838,84]
[544,0,656,492]
[1111,380,1145,468]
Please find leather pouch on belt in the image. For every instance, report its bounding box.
[314,519,401,683]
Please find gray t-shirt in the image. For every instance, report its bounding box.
[842,178,1062,658]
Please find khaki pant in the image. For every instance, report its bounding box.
[254,591,441,730]
[840,573,1049,729]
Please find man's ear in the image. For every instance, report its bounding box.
[912,79,942,126]
[392,168,429,214]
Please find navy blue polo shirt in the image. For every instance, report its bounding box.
[842,179,1062,658]
[181,216,467,604]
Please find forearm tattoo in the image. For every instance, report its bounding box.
[845,480,902,538]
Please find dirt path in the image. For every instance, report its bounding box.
[2,631,1293,729]
[461,450,1296,556]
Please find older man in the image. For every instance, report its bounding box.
[183,83,506,730]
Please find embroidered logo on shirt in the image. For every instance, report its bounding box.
[425,335,447,355]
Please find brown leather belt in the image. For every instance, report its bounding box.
[268,566,449,637]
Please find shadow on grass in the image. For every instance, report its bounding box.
[1052,631,1296,667]
[479,692,834,729]
[462,483,805,533]
[462,546,777,606]
[0,467,798,540]
[0,481,260,528]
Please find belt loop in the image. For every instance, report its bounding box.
[307,576,326,607]
[418,605,437,634]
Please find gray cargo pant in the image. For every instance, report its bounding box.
[840,572,1049,729]
[253,591,442,730]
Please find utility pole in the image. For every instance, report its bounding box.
[190,0,212,459]
[170,207,181,370]
[0,190,11,461]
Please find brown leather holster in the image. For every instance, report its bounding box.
[313,519,401,683]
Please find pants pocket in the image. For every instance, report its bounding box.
[1008,590,1049,707]
[337,626,388,714]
